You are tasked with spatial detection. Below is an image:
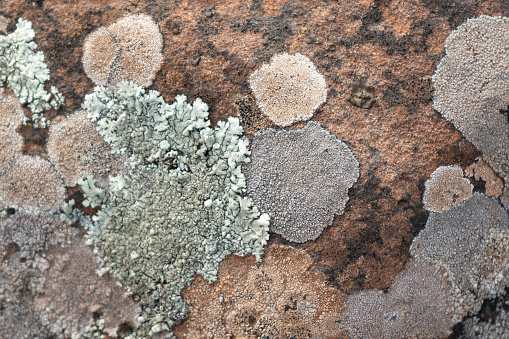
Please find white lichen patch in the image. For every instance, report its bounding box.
[83,14,163,88]
[411,193,509,320]
[249,53,327,126]
[0,155,66,212]
[340,260,455,339]
[432,16,509,203]
[81,81,269,336]
[244,121,359,243]
[0,19,64,128]
[47,110,128,187]
[422,165,473,213]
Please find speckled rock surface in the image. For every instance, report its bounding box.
[1,0,508,337]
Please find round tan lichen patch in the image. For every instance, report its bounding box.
[47,110,127,187]
[82,27,119,86]
[249,53,327,127]
[422,165,472,213]
[0,155,66,212]
[82,14,163,88]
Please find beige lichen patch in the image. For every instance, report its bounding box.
[249,53,327,127]
[244,121,359,243]
[0,91,24,128]
[411,193,509,320]
[0,155,66,212]
[422,165,472,213]
[340,260,455,338]
[83,14,163,88]
[174,244,347,339]
[82,27,119,86]
[0,128,23,174]
[0,93,24,173]
[47,110,127,187]
[37,234,140,337]
[465,157,504,198]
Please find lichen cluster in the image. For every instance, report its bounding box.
[244,121,359,243]
[79,81,270,336]
[0,18,64,128]
[432,15,509,207]
[83,14,163,88]
[249,53,327,127]
[340,193,509,338]
[422,165,472,213]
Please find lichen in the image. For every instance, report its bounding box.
[47,110,128,187]
[244,121,359,243]
[80,81,269,336]
[422,165,473,213]
[83,14,163,88]
[0,155,66,213]
[0,18,64,128]
[249,53,327,127]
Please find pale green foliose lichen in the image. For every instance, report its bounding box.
[0,18,64,128]
[81,81,270,336]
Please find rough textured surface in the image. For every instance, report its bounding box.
[432,15,509,208]
[0,212,75,338]
[411,193,509,320]
[0,155,66,212]
[0,212,140,338]
[0,92,23,172]
[81,82,269,336]
[340,260,455,339]
[245,121,359,243]
[422,165,473,212]
[174,244,347,339]
[47,110,127,187]
[249,53,327,126]
[83,14,163,88]
[1,0,509,336]
[37,234,140,338]
[465,156,504,198]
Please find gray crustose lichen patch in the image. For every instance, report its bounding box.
[244,121,359,243]
[79,81,269,337]
[432,15,509,206]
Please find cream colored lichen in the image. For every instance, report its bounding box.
[83,14,163,88]
[0,155,66,212]
[422,165,472,213]
[249,53,327,127]
[47,110,128,187]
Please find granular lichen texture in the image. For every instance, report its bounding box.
[422,165,473,213]
[47,110,127,187]
[0,155,66,213]
[340,260,455,338]
[244,121,359,243]
[83,14,163,88]
[340,193,509,338]
[81,81,269,336]
[249,53,327,127]
[174,244,347,339]
[0,92,23,173]
[432,15,509,203]
[411,193,509,320]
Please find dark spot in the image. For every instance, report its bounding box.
[118,322,133,338]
